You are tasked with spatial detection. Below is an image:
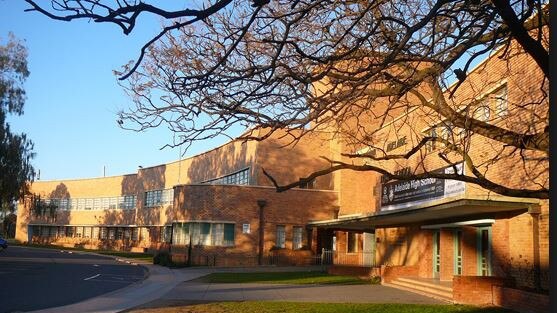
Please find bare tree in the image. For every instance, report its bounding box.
[24,1,549,199]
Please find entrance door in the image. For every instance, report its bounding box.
[454,230,463,275]
[433,230,441,279]
[477,227,492,276]
[362,232,375,266]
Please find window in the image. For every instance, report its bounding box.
[108,228,115,240]
[75,226,83,238]
[58,226,66,237]
[145,189,173,207]
[124,228,131,239]
[347,232,358,253]
[122,195,137,210]
[299,178,316,189]
[494,87,508,118]
[276,225,286,248]
[163,226,173,243]
[92,227,99,239]
[224,224,235,246]
[212,223,224,246]
[132,228,139,241]
[293,226,303,249]
[200,223,211,246]
[173,223,189,245]
[473,104,490,122]
[202,168,250,185]
[83,226,91,239]
[115,228,124,240]
[100,227,108,240]
[425,127,437,152]
[67,226,74,237]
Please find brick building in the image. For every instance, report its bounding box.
[307,26,549,311]
[16,129,339,266]
[16,23,548,311]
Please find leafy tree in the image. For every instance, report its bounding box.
[0,33,35,226]
[23,1,548,199]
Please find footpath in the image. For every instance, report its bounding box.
[30,256,327,313]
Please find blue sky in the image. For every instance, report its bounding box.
[1,1,231,181]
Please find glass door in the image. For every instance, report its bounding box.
[454,230,463,275]
[433,230,441,279]
[477,227,492,276]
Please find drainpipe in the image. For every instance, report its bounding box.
[257,199,267,266]
[531,211,541,291]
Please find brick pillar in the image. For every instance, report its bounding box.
[440,229,455,281]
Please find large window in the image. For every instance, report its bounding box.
[293,226,303,249]
[171,222,235,247]
[276,225,286,249]
[202,168,250,185]
[145,189,174,207]
[38,195,136,211]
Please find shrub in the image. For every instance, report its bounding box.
[153,251,172,266]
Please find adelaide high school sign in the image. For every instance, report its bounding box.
[380,163,466,212]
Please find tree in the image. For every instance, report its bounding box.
[0,33,36,227]
[24,1,549,199]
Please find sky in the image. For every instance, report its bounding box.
[1,1,233,181]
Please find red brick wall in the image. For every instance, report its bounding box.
[453,276,510,305]
[328,265,381,279]
[492,286,549,313]
[174,185,338,259]
[380,264,419,283]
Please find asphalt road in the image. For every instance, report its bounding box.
[0,246,147,313]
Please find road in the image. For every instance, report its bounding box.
[0,246,147,313]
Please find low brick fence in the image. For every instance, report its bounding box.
[327,265,380,279]
[493,286,549,313]
[380,265,419,283]
[453,276,511,305]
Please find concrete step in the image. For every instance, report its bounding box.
[384,279,453,303]
[396,277,453,293]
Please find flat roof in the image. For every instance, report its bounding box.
[308,197,540,231]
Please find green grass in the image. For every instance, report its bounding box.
[10,241,153,262]
[201,272,371,285]
[127,301,516,313]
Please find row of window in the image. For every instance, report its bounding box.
[36,196,137,211]
[202,168,250,185]
[275,225,304,249]
[31,225,169,242]
[35,167,251,212]
[171,222,235,246]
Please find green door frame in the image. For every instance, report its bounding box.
[453,229,463,275]
[476,226,492,276]
[432,230,441,279]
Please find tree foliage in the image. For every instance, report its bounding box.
[0,33,35,211]
[24,1,549,199]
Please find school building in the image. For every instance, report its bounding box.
[16,28,548,312]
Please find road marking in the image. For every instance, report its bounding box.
[83,274,101,281]
[93,264,100,267]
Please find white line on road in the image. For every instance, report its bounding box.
[84,274,101,281]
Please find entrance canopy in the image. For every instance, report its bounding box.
[308,197,540,231]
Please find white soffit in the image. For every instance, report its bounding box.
[420,219,495,229]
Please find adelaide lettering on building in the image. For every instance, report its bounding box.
[380,162,466,212]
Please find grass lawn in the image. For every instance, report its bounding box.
[9,241,153,262]
[126,301,516,313]
[200,272,372,285]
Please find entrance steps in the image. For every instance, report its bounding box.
[383,277,453,303]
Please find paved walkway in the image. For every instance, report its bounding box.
[31,264,443,313]
[157,280,444,305]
